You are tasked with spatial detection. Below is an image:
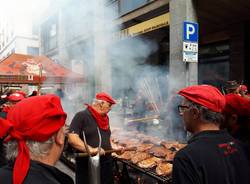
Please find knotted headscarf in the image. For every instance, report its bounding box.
[0,94,67,184]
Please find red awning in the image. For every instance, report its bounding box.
[0,53,85,84]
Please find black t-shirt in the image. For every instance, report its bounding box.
[0,160,74,184]
[172,130,250,184]
[0,111,7,167]
[69,109,112,151]
[69,109,114,184]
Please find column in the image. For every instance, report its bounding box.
[169,0,198,90]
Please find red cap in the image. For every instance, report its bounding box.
[16,91,26,98]
[223,94,250,117]
[8,93,25,102]
[178,85,225,113]
[0,95,67,184]
[96,92,116,104]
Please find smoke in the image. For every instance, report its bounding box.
[47,0,186,139]
[0,0,50,35]
[26,0,184,141]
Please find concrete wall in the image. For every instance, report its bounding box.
[169,0,198,90]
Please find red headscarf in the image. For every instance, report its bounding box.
[0,95,67,184]
[85,104,109,130]
[223,94,250,117]
[178,85,225,112]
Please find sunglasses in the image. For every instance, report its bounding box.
[177,105,190,114]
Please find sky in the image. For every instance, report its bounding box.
[0,0,50,29]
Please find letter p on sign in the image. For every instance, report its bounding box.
[183,21,198,42]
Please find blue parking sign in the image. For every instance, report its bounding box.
[183,21,198,42]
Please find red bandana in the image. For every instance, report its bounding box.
[0,95,67,184]
[85,104,109,130]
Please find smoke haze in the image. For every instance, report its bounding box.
[5,0,186,141]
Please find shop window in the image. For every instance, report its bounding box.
[198,42,230,89]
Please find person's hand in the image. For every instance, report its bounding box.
[114,147,125,155]
[89,147,105,156]
[99,148,105,156]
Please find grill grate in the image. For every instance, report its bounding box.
[114,158,172,184]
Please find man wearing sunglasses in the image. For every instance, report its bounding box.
[172,85,250,184]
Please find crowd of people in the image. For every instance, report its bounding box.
[0,80,249,184]
[172,84,250,184]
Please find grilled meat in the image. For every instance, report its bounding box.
[174,143,186,150]
[156,162,173,176]
[131,152,152,164]
[111,141,124,150]
[137,143,154,152]
[165,150,176,161]
[160,141,186,151]
[160,141,179,149]
[148,146,169,158]
[137,157,162,169]
[117,138,140,147]
[116,151,136,160]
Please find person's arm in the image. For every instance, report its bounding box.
[68,133,93,152]
[67,112,99,154]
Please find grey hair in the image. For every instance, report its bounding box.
[186,100,224,125]
[92,99,104,105]
[5,137,54,161]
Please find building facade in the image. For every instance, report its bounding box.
[39,0,250,100]
[0,14,39,60]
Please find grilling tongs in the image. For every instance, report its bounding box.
[82,127,102,184]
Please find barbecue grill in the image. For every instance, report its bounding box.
[114,157,172,184]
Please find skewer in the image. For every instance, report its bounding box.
[143,79,160,114]
[142,79,156,113]
[74,147,136,157]
[126,115,160,123]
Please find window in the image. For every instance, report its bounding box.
[32,23,39,35]
[119,0,151,15]
[48,23,57,49]
[50,24,57,37]
[27,47,39,56]
[198,42,230,89]
[41,15,58,53]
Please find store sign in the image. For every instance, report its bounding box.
[117,13,170,39]
[183,21,199,62]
